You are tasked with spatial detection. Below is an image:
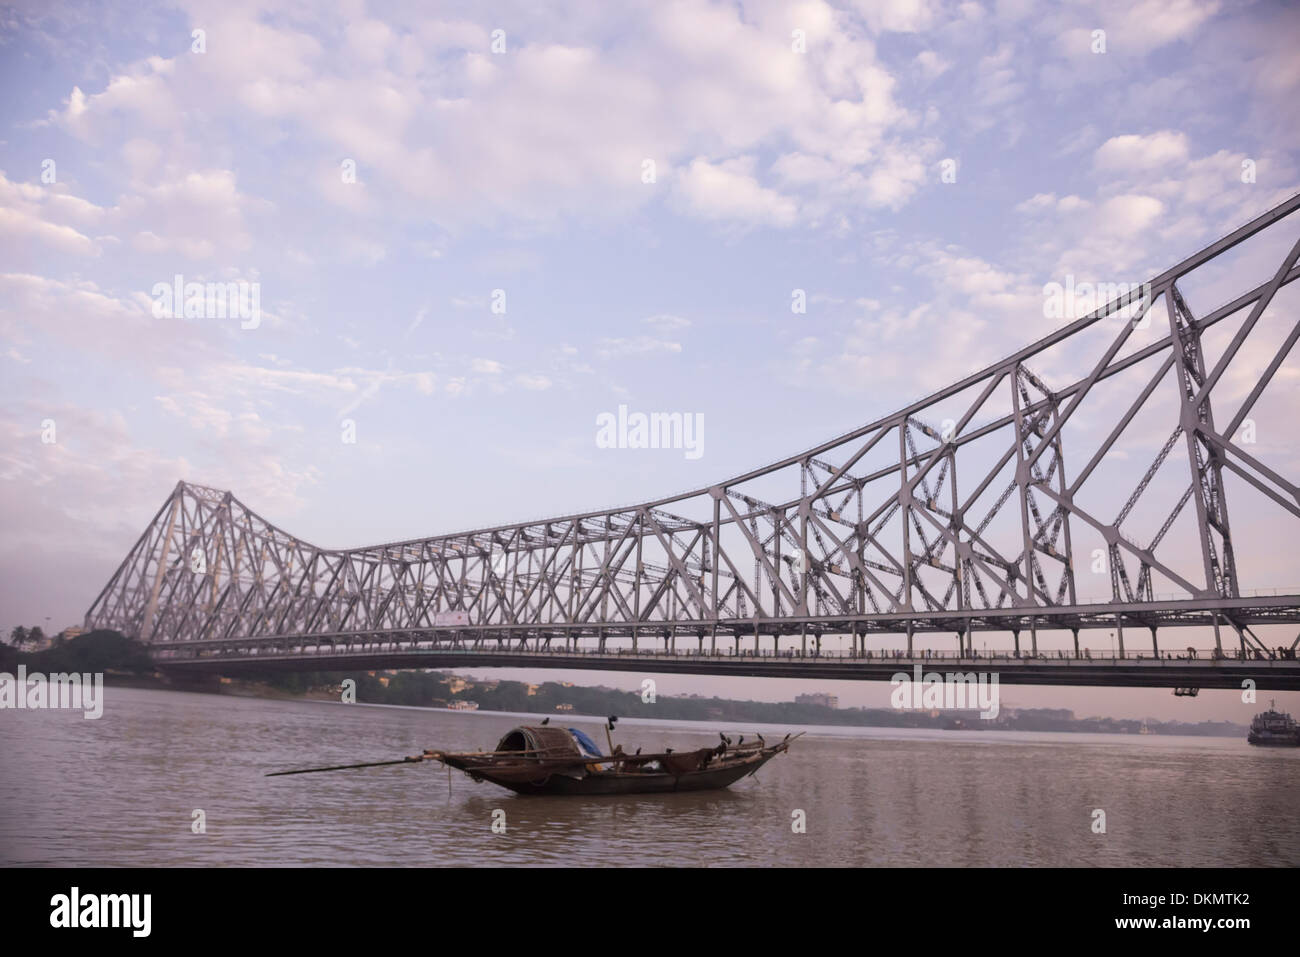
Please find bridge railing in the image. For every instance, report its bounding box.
[154,642,1298,664]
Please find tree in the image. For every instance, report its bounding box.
[9,626,28,648]
[28,626,45,648]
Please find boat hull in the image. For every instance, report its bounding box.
[1246,734,1300,747]
[476,752,777,796]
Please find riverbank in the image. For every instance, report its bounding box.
[3,630,1249,737]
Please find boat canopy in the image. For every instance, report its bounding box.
[494,725,583,758]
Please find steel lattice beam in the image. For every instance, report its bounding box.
[85,193,1300,661]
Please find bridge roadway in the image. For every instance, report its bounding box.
[155,641,1300,690]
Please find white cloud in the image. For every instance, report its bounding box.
[516,373,552,390]
[914,50,950,79]
[1094,131,1191,172]
[853,0,939,33]
[673,157,799,228]
[596,336,684,360]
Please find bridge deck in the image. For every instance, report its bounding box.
[155,643,1300,690]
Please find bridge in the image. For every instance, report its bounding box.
[85,195,1300,690]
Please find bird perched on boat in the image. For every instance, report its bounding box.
[737,736,744,746]
[757,734,765,748]
[665,747,674,754]
[540,717,550,726]
[635,747,641,755]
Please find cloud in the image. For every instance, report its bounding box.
[914,50,950,79]
[1094,131,1191,172]
[515,373,552,390]
[596,336,684,360]
[645,314,691,331]
[29,1,928,234]
[853,0,939,33]
[1110,0,1221,49]
[673,157,799,228]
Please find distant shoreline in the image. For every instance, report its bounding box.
[6,631,1251,739]
[99,669,1249,740]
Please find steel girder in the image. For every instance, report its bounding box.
[85,193,1300,653]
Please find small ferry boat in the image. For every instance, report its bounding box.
[427,724,799,795]
[1246,701,1300,747]
[268,719,800,795]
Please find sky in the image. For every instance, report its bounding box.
[2,0,1299,721]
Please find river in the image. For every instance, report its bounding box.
[2,686,1297,866]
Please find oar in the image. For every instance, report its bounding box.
[266,755,428,777]
[267,744,585,777]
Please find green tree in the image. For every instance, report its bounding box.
[9,626,29,648]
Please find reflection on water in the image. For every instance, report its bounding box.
[1,686,1297,866]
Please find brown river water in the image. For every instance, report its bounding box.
[2,686,1297,867]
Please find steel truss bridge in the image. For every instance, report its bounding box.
[86,195,1300,690]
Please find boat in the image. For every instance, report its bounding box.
[267,719,801,795]
[1246,701,1300,747]
[427,724,799,795]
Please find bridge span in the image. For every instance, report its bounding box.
[85,193,1300,691]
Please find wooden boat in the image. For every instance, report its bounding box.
[267,720,801,795]
[426,724,800,796]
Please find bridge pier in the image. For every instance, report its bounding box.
[1030,623,1038,657]
[906,624,913,657]
[1150,626,1159,658]
[1013,630,1020,656]
[1115,616,1126,659]
[1072,628,1080,658]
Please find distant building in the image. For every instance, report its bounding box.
[447,700,479,711]
[796,692,839,710]
[555,703,574,712]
